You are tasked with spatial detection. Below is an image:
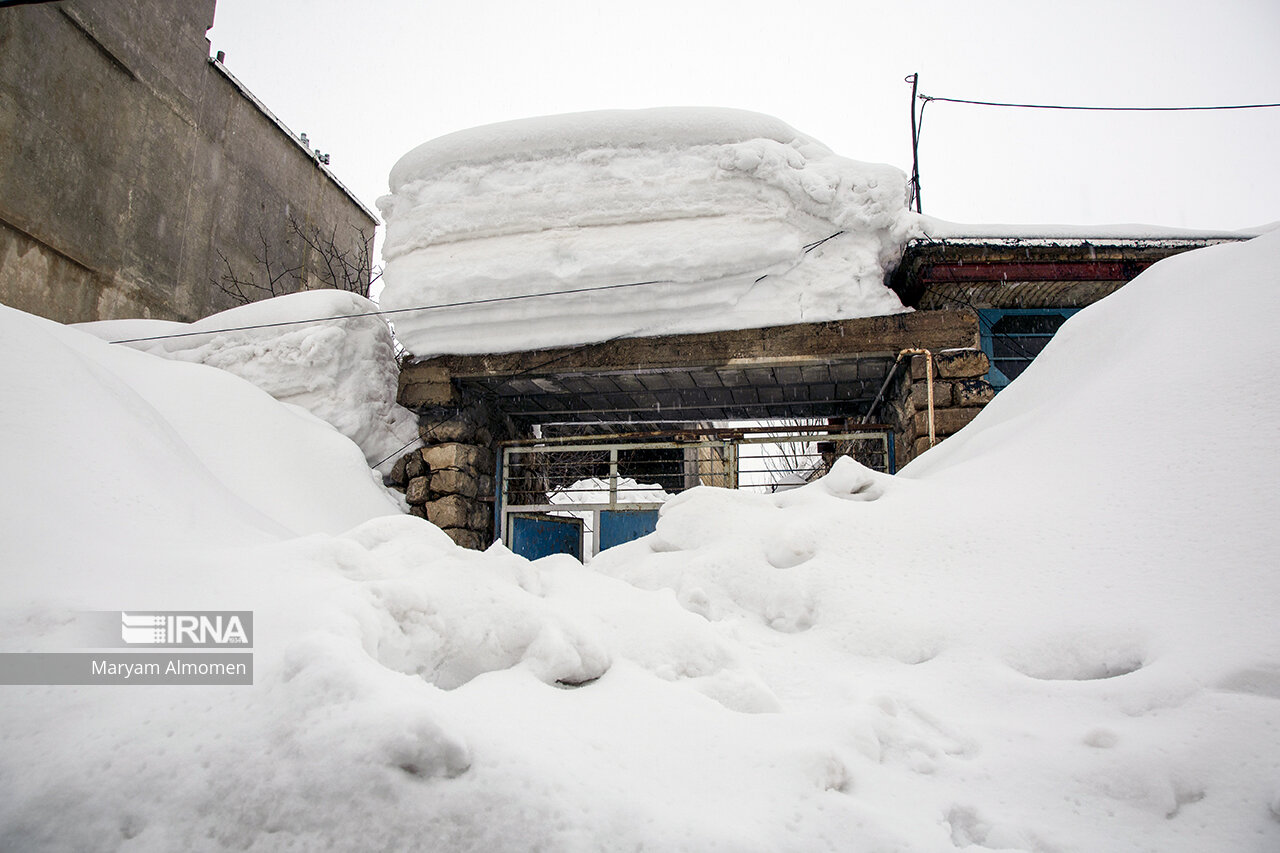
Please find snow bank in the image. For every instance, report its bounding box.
[3,231,1279,851]
[377,108,913,356]
[0,306,404,554]
[592,230,1280,850]
[77,290,419,471]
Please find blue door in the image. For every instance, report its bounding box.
[510,514,584,561]
[598,509,659,551]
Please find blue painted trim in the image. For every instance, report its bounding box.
[492,451,503,546]
[977,308,1080,390]
[599,509,660,551]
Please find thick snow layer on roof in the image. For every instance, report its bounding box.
[377,108,913,356]
[77,290,419,472]
[2,232,1279,850]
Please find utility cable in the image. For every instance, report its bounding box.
[106,278,669,344]
[920,95,1280,112]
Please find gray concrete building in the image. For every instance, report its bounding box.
[0,0,377,323]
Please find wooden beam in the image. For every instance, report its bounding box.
[402,309,980,385]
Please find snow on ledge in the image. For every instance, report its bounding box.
[914,214,1262,246]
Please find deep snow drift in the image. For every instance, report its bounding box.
[76,290,420,471]
[378,108,913,356]
[2,232,1279,851]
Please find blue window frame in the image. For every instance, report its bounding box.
[978,308,1080,390]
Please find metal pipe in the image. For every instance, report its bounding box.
[861,359,903,424]
[898,348,936,446]
[498,423,893,447]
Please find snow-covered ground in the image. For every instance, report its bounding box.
[378,108,914,356]
[1,232,1278,850]
[76,290,420,472]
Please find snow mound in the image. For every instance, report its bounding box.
[77,290,419,472]
[590,230,1280,849]
[3,232,1279,850]
[0,305,402,549]
[377,108,913,356]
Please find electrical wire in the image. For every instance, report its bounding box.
[112,231,861,348]
[106,278,669,344]
[920,95,1280,112]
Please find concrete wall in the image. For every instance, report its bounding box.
[0,0,377,323]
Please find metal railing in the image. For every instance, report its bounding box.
[497,426,893,557]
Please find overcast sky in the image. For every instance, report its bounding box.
[208,0,1279,235]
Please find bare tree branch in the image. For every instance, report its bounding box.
[210,218,379,306]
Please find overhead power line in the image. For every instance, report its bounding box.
[106,279,668,344]
[919,95,1280,112]
[108,228,869,346]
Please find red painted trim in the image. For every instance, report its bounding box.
[920,261,1151,283]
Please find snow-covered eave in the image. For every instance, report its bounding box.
[888,222,1260,308]
[907,234,1251,250]
[910,216,1260,249]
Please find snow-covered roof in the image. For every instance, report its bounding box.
[913,215,1263,247]
[387,107,824,191]
[377,108,915,357]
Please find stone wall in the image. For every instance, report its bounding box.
[385,397,515,550]
[0,0,376,323]
[882,349,996,468]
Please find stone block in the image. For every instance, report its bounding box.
[476,474,495,500]
[913,406,985,438]
[398,378,457,409]
[431,468,479,499]
[424,442,494,476]
[425,495,472,529]
[934,349,990,379]
[405,452,427,480]
[405,476,430,506]
[909,355,932,381]
[912,435,936,459]
[408,505,427,520]
[468,501,493,532]
[909,379,954,410]
[442,528,488,551]
[387,455,409,487]
[952,378,996,407]
[420,418,493,446]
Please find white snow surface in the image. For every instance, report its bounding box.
[2,231,1279,851]
[377,108,913,356]
[76,290,420,471]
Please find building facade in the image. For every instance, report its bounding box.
[0,0,376,323]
